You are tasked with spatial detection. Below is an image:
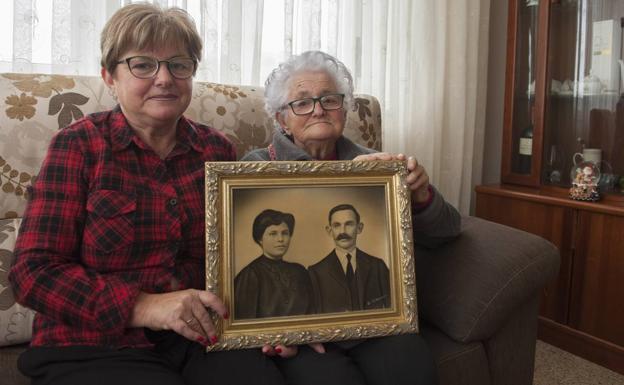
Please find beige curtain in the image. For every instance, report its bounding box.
[382,0,491,214]
[0,0,490,214]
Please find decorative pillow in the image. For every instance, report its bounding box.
[0,218,35,346]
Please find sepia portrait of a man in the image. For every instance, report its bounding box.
[308,204,390,313]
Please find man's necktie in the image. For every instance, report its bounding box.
[346,253,360,310]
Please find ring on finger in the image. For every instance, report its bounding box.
[185,318,196,325]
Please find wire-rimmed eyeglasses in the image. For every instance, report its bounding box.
[116,56,197,80]
[286,94,345,115]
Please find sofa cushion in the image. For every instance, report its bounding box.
[420,324,491,385]
[0,218,35,347]
[0,343,29,385]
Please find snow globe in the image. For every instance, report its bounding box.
[569,161,601,201]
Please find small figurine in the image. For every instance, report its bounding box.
[569,164,601,201]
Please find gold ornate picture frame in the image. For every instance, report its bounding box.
[204,160,418,351]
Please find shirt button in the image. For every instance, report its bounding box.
[169,198,178,206]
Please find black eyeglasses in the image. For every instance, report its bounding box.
[286,94,345,115]
[116,56,197,79]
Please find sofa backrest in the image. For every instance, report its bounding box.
[0,73,382,347]
[0,73,382,220]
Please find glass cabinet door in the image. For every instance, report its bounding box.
[543,0,624,195]
[510,0,540,176]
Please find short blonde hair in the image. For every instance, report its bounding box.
[100,3,202,73]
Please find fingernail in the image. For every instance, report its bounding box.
[210,335,219,344]
[197,336,209,346]
[223,311,229,319]
[275,347,282,354]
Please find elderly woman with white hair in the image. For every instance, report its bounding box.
[242,50,460,385]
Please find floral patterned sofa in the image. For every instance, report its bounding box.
[0,73,559,385]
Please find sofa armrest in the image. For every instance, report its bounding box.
[415,215,560,343]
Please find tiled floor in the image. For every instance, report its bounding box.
[534,341,624,385]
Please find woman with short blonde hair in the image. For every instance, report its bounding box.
[10,4,285,384]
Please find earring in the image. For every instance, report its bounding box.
[108,87,117,101]
[282,129,294,141]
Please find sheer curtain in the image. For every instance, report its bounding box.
[0,0,490,214]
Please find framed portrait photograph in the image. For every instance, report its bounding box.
[204,160,418,351]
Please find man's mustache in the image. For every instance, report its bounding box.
[336,233,352,240]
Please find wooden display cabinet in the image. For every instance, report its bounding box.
[476,0,624,374]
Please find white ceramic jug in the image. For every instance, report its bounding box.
[573,148,602,167]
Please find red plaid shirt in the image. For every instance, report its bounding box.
[10,107,236,348]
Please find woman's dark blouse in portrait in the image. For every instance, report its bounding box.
[234,255,314,319]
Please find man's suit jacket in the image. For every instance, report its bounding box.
[308,248,390,313]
